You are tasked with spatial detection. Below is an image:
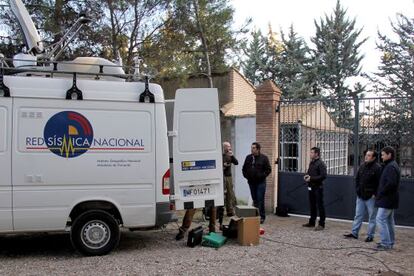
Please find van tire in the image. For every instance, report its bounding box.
[70,210,120,256]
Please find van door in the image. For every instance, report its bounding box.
[172,88,223,210]
[0,97,13,231]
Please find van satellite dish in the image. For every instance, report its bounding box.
[10,0,44,55]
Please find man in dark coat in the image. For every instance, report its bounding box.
[344,150,381,242]
[303,147,327,231]
[242,142,271,224]
[375,146,400,250]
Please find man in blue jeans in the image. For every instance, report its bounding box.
[344,150,381,242]
[242,142,271,224]
[375,146,400,250]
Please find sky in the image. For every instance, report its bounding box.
[231,0,414,75]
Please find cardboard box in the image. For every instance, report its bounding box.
[237,216,260,246]
[235,205,259,218]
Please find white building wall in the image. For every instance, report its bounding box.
[232,116,256,203]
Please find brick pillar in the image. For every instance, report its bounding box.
[254,80,282,213]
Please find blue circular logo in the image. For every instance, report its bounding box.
[44,111,94,158]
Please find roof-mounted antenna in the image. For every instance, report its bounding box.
[47,13,92,61]
[133,56,142,80]
[10,0,44,55]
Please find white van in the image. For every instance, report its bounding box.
[0,0,224,256]
[0,73,224,255]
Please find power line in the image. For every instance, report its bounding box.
[261,236,377,251]
[262,236,403,275]
[348,251,403,276]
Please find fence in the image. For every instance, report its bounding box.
[278,96,413,178]
[277,95,414,226]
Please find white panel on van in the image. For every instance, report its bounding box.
[172,89,224,210]
[178,112,216,152]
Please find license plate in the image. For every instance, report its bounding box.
[182,186,213,197]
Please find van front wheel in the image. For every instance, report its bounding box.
[71,210,120,256]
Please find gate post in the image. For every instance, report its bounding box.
[254,80,282,213]
[353,95,360,175]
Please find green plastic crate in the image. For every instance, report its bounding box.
[202,232,227,248]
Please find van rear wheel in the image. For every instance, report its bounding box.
[71,210,120,256]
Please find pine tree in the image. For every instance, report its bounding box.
[373,14,414,176]
[264,24,283,83]
[0,0,108,60]
[310,0,367,127]
[1,0,239,81]
[374,14,414,99]
[279,25,312,99]
[143,0,237,80]
[242,30,267,85]
[244,25,313,99]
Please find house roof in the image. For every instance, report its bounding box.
[222,71,349,133]
[360,116,380,128]
[280,102,351,133]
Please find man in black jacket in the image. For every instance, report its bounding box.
[375,146,400,250]
[344,150,381,242]
[303,147,327,231]
[242,142,271,224]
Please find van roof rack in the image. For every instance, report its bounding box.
[0,57,149,82]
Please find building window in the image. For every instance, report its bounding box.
[280,125,300,172]
[316,131,348,175]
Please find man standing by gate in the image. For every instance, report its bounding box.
[375,146,400,250]
[344,150,381,242]
[303,147,327,231]
[242,142,271,224]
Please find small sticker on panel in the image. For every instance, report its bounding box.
[181,160,216,171]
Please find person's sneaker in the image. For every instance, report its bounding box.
[302,223,315,228]
[343,233,358,239]
[376,244,392,251]
[314,225,325,231]
[260,218,265,224]
[175,230,185,241]
[365,237,374,242]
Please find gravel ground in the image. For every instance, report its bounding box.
[0,215,413,276]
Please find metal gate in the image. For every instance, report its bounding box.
[277,96,414,226]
